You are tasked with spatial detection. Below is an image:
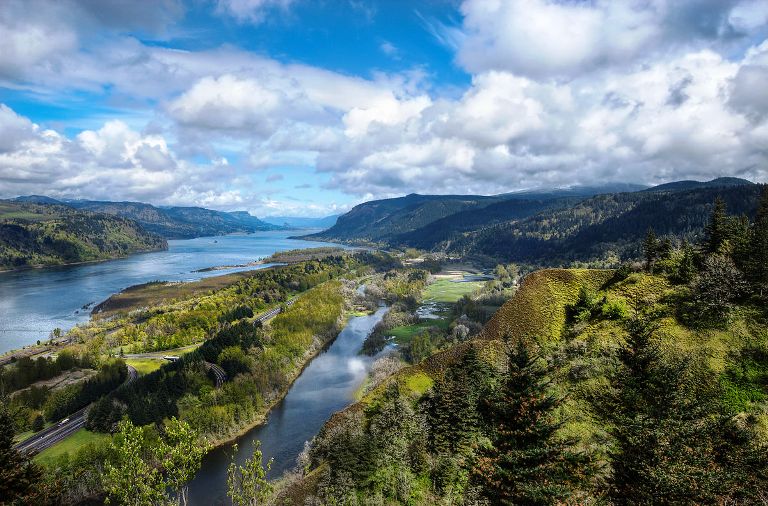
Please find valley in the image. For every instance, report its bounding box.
[2,182,768,506]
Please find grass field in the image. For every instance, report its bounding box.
[34,429,109,466]
[125,358,165,375]
[388,319,451,344]
[423,279,485,303]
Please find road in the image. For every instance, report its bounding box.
[11,297,297,453]
[14,364,138,455]
[254,297,297,324]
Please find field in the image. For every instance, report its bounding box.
[388,320,451,344]
[125,358,165,375]
[422,278,485,303]
[385,271,483,345]
[34,429,109,466]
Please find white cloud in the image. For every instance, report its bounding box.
[455,0,765,78]
[215,0,295,23]
[0,105,38,153]
[1,0,767,216]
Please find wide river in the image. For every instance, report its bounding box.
[187,306,388,505]
[1,230,383,504]
[0,230,344,354]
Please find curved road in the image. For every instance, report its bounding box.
[14,364,137,454]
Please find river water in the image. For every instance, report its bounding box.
[0,231,343,354]
[187,306,388,505]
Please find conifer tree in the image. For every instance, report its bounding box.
[473,340,591,505]
[428,346,495,457]
[705,197,728,254]
[678,240,696,283]
[749,185,768,295]
[643,228,658,271]
[0,404,46,504]
[595,319,719,503]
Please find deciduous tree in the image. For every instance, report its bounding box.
[227,441,273,506]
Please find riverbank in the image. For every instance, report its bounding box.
[0,231,347,354]
[0,245,167,274]
[187,304,389,504]
[204,309,353,450]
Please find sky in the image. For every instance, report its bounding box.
[0,0,767,218]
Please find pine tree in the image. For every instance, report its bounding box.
[749,185,768,295]
[705,197,728,254]
[428,346,496,457]
[0,404,46,504]
[595,319,720,503]
[678,240,697,283]
[473,340,591,505]
[643,228,658,271]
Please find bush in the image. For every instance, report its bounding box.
[601,298,629,320]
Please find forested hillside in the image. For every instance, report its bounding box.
[303,193,502,243]
[13,196,279,239]
[275,189,768,504]
[455,183,761,265]
[307,178,760,266]
[0,201,167,270]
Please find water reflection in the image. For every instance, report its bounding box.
[188,306,389,505]
[0,231,344,354]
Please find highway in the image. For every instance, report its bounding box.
[10,297,296,454]
[254,297,296,324]
[14,406,88,454]
[14,364,138,455]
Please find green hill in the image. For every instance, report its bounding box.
[302,193,502,244]
[279,260,768,504]
[13,197,280,239]
[304,179,760,266]
[0,201,167,270]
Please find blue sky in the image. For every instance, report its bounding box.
[0,0,767,217]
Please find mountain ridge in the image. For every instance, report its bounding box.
[302,178,759,265]
[10,197,280,239]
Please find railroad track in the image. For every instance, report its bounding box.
[254,297,297,324]
[204,362,227,388]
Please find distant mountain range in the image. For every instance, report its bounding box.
[12,196,279,239]
[302,178,761,265]
[261,215,339,229]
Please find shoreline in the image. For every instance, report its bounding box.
[204,311,351,450]
[0,245,168,275]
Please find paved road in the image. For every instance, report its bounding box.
[11,297,297,453]
[14,364,138,455]
[255,297,297,324]
[14,406,89,454]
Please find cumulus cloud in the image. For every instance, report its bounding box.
[313,46,768,195]
[0,0,184,81]
[1,0,767,216]
[0,108,236,206]
[456,0,765,78]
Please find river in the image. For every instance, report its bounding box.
[187,306,388,505]
[0,231,343,354]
